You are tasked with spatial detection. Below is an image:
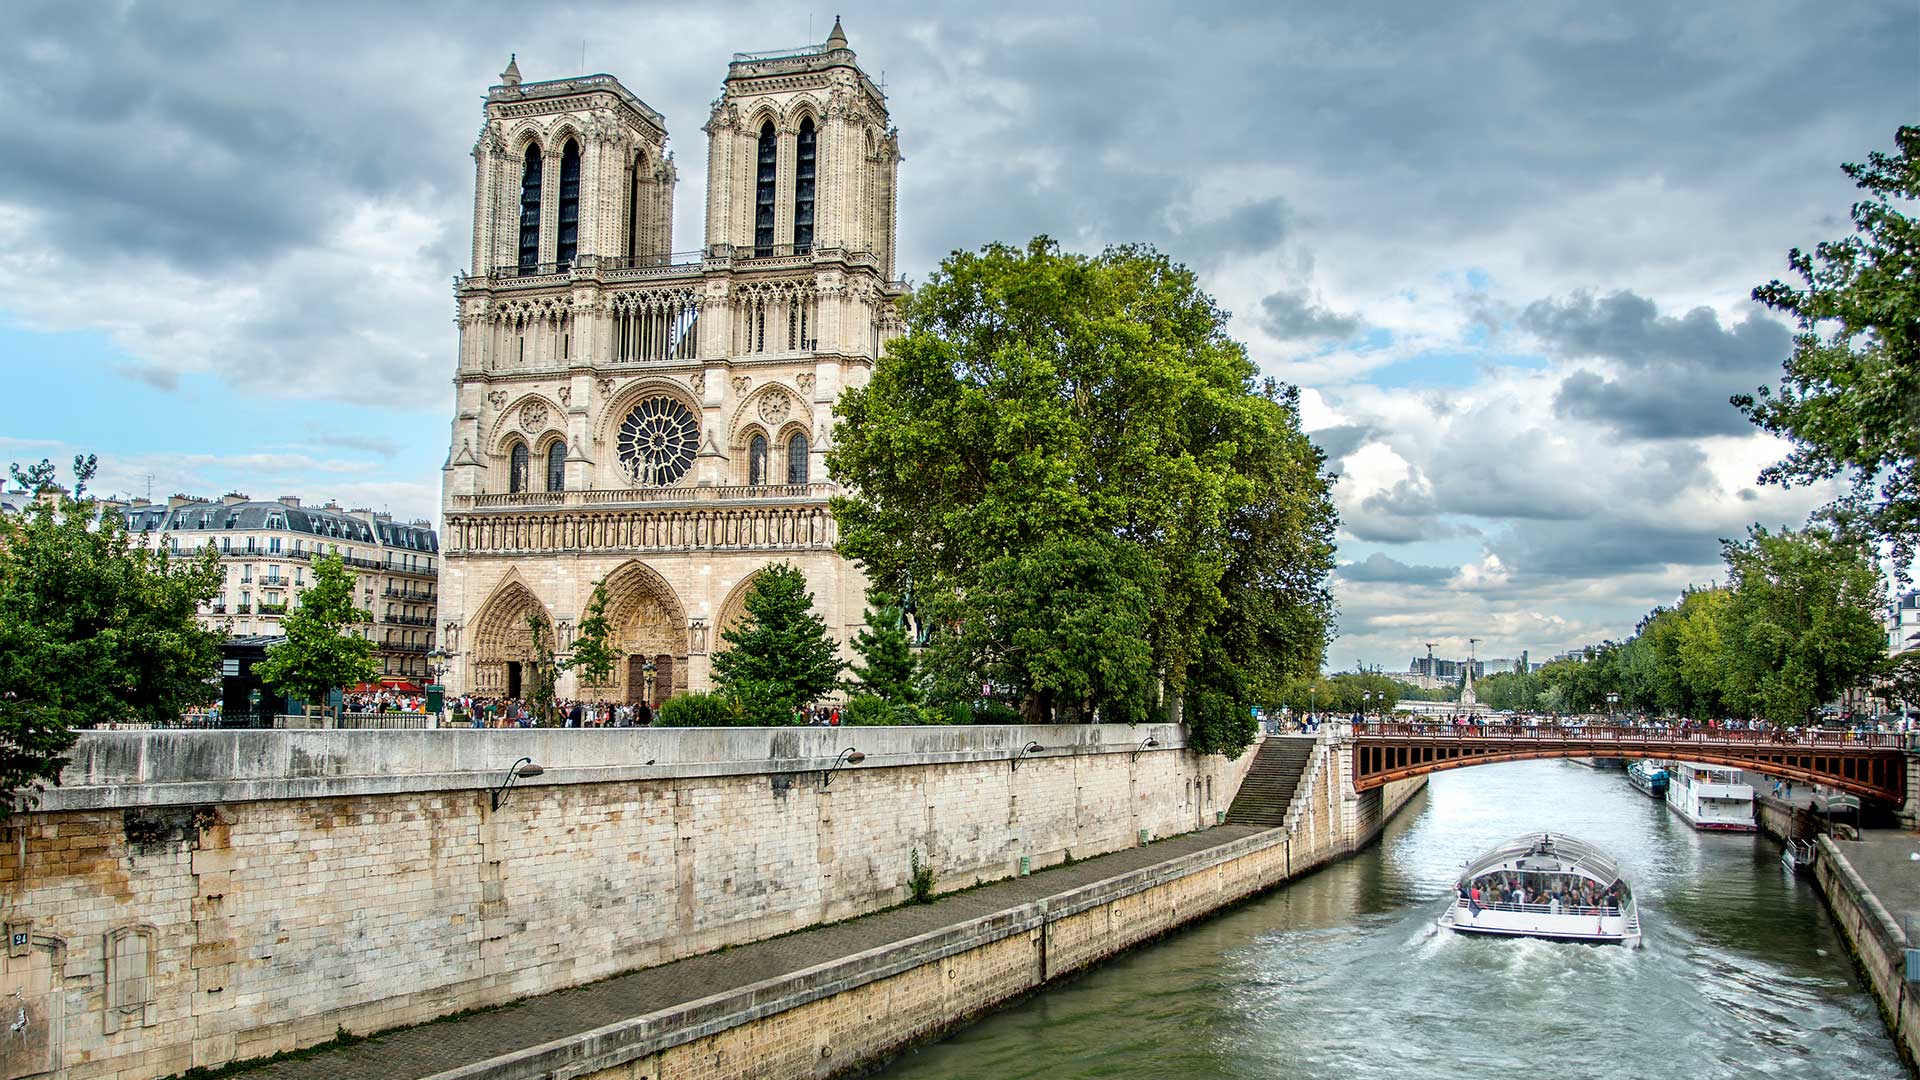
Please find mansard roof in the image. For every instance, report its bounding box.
[121,500,439,552]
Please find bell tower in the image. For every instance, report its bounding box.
[702,17,901,277]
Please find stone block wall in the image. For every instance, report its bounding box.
[0,725,1249,1080]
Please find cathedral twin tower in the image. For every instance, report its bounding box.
[440,21,904,703]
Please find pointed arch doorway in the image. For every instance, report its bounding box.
[598,560,689,706]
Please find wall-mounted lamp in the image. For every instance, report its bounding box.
[821,747,866,789]
[490,756,544,811]
[1011,741,1044,772]
[1133,736,1160,760]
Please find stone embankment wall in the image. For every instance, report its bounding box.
[1811,837,1919,1070]
[0,725,1252,1080]
[452,738,1423,1080]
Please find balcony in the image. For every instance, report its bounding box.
[381,561,437,578]
[309,551,383,571]
[452,482,836,512]
[382,587,437,602]
[257,603,288,616]
[385,614,435,627]
[379,641,431,654]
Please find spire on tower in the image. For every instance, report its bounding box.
[501,53,522,87]
[826,15,848,50]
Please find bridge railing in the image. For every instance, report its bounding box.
[1353,721,1909,749]
[1453,897,1624,918]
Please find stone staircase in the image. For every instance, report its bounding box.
[1224,736,1317,828]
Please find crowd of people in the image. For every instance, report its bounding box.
[1463,871,1627,915]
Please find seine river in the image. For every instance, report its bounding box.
[873,758,1905,1080]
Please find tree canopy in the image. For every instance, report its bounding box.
[828,238,1337,755]
[254,552,376,706]
[1737,126,1920,577]
[0,456,223,808]
[710,564,845,724]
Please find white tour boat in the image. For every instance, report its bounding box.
[1438,832,1642,947]
[1664,761,1755,831]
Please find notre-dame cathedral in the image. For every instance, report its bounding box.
[438,19,905,702]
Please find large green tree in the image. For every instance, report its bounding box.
[255,552,376,707]
[828,238,1337,753]
[0,456,223,808]
[1718,526,1887,723]
[711,564,845,724]
[1737,127,1920,577]
[846,587,920,711]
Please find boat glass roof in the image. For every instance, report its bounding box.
[1458,832,1625,886]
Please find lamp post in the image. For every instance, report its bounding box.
[490,757,544,811]
[1011,741,1044,772]
[1606,692,1620,722]
[821,747,866,789]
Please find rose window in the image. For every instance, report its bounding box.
[616,396,699,486]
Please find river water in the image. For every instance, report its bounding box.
[874,758,1905,1080]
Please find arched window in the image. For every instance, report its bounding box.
[748,434,768,486]
[546,441,566,492]
[556,140,581,267]
[754,121,777,256]
[787,432,809,484]
[518,144,543,270]
[627,150,645,260]
[794,117,816,254]
[509,443,529,493]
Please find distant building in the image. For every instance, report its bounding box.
[1888,589,1920,657]
[1410,656,1484,680]
[121,494,440,682]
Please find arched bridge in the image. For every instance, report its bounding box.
[1350,721,1914,803]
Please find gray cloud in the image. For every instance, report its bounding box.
[1522,290,1791,438]
[1308,423,1375,463]
[1336,553,1455,585]
[111,364,179,392]
[1260,289,1361,341]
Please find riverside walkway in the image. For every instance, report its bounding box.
[235,824,1271,1080]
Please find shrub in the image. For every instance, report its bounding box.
[908,848,935,904]
[973,700,1023,725]
[843,694,894,726]
[655,691,742,727]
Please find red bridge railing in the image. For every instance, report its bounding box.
[1350,720,1912,750]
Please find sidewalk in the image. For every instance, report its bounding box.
[1834,827,1920,937]
[235,824,1268,1080]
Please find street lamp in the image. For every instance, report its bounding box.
[1011,741,1044,772]
[1606,692,1620,721]
[1133,736,1160,760]
[821,747,866,789]
[490,757,544,811]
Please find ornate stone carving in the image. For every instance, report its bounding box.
[689,619,709,655]
[557,386,572,406]
[758,390,791,425]
[488,391,508,408]
[796,372,816,393]
[597,376,615,397]
[732,375,751,394]
[689,373,705,396]
[520,402,548,430]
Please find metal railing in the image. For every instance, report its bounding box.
[382,587,437,601]
[1353,720,1910,749]
[453,482,836,511]
[1453,897,1624,918]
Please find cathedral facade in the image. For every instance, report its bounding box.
[439,20,904,702]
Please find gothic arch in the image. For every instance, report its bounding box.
[505,122,546,158]
[592,377,703,450]
[785,96,825,130]
[485,393,565,456]
[742,104,782,139]
[597,559,691,701]
[545,121,585,157]
[715,567,770,642]
[468,573,557,697]
[729,381,802,441]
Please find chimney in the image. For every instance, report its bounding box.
[221,492,249,506]
[167,494,200,509]
[278,496,302,508]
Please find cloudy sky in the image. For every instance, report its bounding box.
[2,1,1912,669]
